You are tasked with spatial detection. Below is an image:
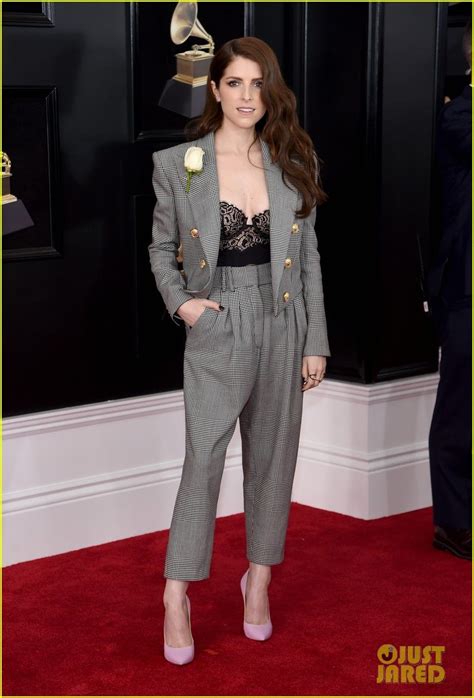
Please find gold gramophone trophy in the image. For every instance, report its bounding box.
[1,150,34,235]
[158,1,215,118]
[2,152,17,204]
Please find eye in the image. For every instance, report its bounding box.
[227,80,239,87]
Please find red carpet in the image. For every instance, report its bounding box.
[2,503,471,696]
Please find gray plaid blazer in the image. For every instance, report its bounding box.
[149,129,330,357]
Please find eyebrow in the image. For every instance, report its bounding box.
[225,76,263,80]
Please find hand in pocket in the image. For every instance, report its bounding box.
[177,298,222,327]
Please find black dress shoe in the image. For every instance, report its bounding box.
[433,526,472,560]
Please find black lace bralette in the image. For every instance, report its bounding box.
[219,200,270,254]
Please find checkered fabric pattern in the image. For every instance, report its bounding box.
[148,130,330,357]
[164,263,309,580]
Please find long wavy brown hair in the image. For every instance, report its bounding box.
[184,37,328,218]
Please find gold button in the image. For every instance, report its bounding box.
[291,223,299,234]
[199,258,207,269]
[283,291,290,302]
[190,227,199,238]
[284,257,292,268]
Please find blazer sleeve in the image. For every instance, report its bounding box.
[148,151,194,326]
[300,202,331,358]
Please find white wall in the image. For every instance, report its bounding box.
[2,374,438,566]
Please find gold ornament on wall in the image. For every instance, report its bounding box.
[2,151,18,205]
[158,2,215,118]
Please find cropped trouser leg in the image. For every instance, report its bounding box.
[163,262,308,581]
[239,281,307,566]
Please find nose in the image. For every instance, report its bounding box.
[242,84,254,101]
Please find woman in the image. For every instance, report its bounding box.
[148,37,330,665]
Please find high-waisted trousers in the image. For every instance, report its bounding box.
[164,261,308,580]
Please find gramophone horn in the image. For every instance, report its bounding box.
[170,1,214,53]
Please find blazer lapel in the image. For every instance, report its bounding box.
[174,129,299,312]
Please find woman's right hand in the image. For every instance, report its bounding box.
[177,298,222,327]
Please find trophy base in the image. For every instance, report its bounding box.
[158,77,207,119]
[2,198,34,236]
[2,194,17,204]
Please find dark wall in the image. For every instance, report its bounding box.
[3,2,468,417]
[376,2,442,380]
[305,1,371,380]
[3,2,134,415]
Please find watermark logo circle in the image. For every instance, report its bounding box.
[377,644,397,664]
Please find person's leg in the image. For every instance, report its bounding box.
[429,305,471,529]
[164,285,260,581]
[243,562,272,624]
[163,580,191,649]
[239,283,307,621]
[240,283,306,563]
[163,279,259,644]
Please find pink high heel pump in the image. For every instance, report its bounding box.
[163,594,194,665]
[240,569,273,641]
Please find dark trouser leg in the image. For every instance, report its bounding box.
[429,306,472,529]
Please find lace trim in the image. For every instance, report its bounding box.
[219,201,270,253]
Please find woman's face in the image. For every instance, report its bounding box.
[210,56,266,130]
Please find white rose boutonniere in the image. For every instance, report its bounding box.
[184,146,205,193]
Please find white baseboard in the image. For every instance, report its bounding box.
[292,374,438,519]
[294,440,431,519]
[2,374,438,566]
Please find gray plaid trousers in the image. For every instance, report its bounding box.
[164,262,308,580]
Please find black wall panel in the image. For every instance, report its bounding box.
[3,2,469,417]
[3,2,133,415]
[3,85,62,260]
[375,2,441,380]
[305,1,371,381]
